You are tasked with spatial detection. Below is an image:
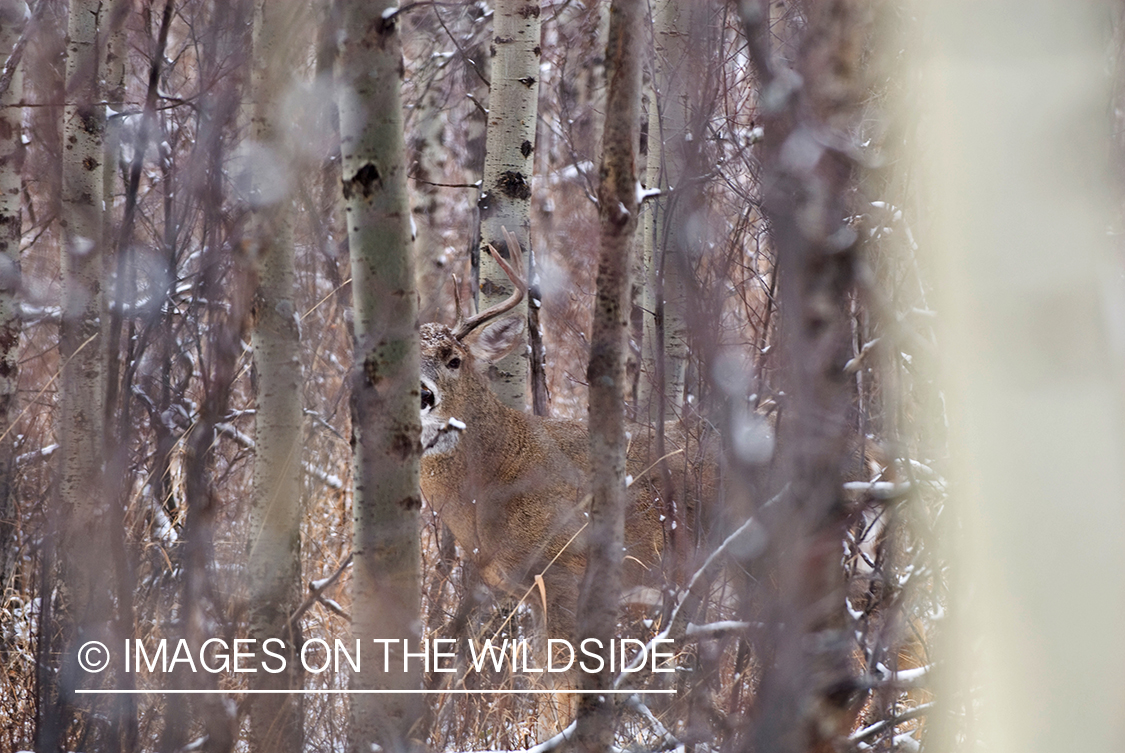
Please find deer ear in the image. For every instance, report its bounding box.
[468,315,525,364]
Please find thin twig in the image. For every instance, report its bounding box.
[613,486,785,687]
[288,553,354,629]
[848,702,933,745]
[409,175,481,189]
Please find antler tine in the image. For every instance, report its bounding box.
[500,226,524,278]
[452,228,527,340]
[451,273,463,324]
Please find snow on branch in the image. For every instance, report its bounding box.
[214,421,343,490]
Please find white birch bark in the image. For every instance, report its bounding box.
[336,1,423,750]
[477,0,542,410]
[0,0,26,598]
[59,0,106,624]
[639,0,689,420]
[410,75,449,310]
[0,0,25,430]
[100,0,127,242]
[588,4,611,160]
[247,0,305,748]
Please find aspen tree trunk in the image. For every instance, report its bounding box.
[26,9,66,751]
[99,0,127,420]
[0,0,25,602]
[638,0,690,420]
[100,0,128,425]
[101,0,127,233]
[575,0,643,750]
[59,0,106,642]
[639,86,663,418]
[52,0,107,748]
[410,60,449,317]
[587,5,611,161]
[336,2,423,751]
[315,1,346,291]
[639,0,701,590]
[477,0,541,410]
[247,0,304,749]
[0,0,22,427]
[463,21,490,296]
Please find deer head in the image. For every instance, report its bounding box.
[419,228,526,458]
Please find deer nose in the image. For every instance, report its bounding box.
[421,384,435,411]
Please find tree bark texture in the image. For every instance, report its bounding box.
[99,0,129,428]
[0,0,23,429]
[51,0,109,748]
[59,0,107,666]
[0,0,24,644]
[409,52,450,319]
[477,0,541,410]
[336,1,424,750]
[575,0,643,751]
[25,9,65,752]
[638,0,692,421]
[0,0,24,537]
[586,4,611,162]
[101,0,127,243]
[738,1,868,751]
[247,0,305,748]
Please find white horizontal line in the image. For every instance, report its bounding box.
[76,688,675,695]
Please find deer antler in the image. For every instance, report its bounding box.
[451,273,463,324]
[453,226,527,340]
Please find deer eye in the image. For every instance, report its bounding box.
[446,357,461,370]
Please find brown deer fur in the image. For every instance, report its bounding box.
[418,239,715,643]
[419,321,684,641]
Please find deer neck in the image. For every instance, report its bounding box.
[421,379,536,502]
[455,384,537,471]
[420,382,542,569]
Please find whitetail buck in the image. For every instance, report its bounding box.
[419,230,714,644]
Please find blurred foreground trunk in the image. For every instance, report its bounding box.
[917,2,1125,751]
[247,0,305,748]
[574,0,643,750]
[737,1,869,750]
[336,1,424,750]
